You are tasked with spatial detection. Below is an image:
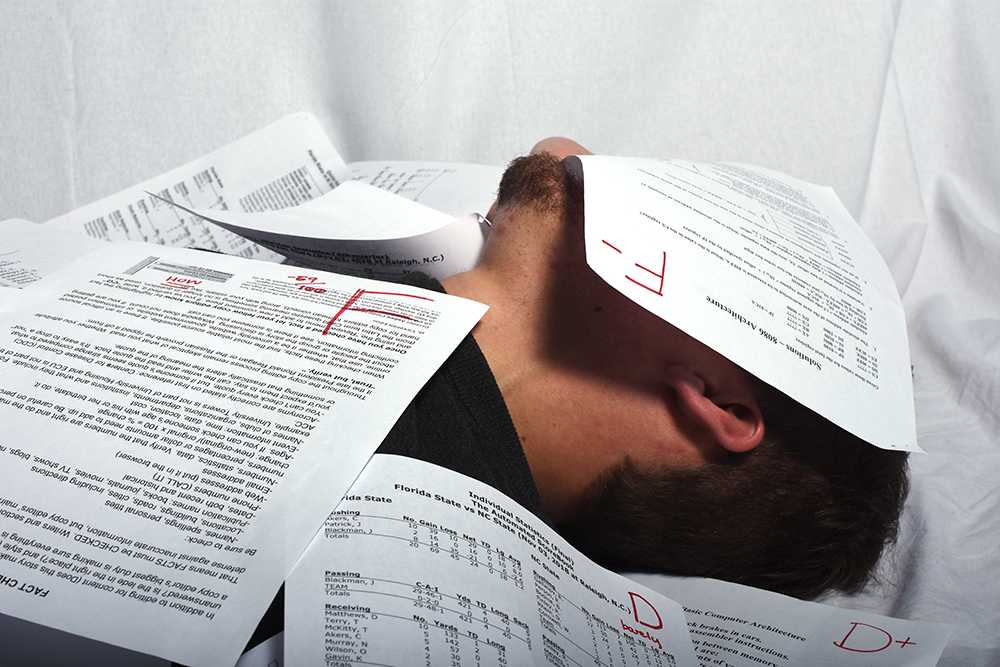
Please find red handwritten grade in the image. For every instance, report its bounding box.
[626,250,666,296]
[322,289,436,335]
[628,591,664,629]
[289,274,328,294]
[162,275,202,290]
[601,239,667,297]
[619,618,664,652]
[323,289,366,335]
[833,621,919,654]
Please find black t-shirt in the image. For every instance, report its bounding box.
[376,272,541,513]
[235,273,540,655]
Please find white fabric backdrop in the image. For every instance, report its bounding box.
[1,0,899,221]
[0,1,996,665]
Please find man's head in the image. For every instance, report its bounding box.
[442,139,908,600]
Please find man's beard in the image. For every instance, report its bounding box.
[495,152,569,215]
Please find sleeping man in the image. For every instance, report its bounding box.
[383,137,909,601]
[240,138,909,656]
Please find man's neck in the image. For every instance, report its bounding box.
[443,266,544,398]
[442,259,619,522]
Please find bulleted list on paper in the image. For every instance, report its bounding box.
[45,113,349,262]
[286,454,699,666]
[0,243,487,667]
[579,156,916,452]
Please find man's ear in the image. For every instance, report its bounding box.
[664,366,764,454]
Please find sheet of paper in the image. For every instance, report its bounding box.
[0,243,486,666]
[626,574,951,667]
[44,113,350,262]
[286,454,699,666]
[577,156,917,452]
[349,161,503,217]
[161,181,487,281]
[0,219,104,289]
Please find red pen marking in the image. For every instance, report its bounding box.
[626,250,667,296]
[601,239,667,296]
[628,591,664,629]
[289,274,328,294]
[162,275,201,289]
[289,275,325,285]
[602,240,667,296]
[619,619,663,652]
[833,622,918,653]
[322,289,434,335]
[359,290,434,301]
[349,308,414,319]
[323,289,365,335]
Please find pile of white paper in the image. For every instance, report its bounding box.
[3,113,504,289]
[0,242,486,666]
[0,113,950,666]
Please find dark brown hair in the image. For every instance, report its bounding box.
[559,378,909,600]
[496,153,567,215]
